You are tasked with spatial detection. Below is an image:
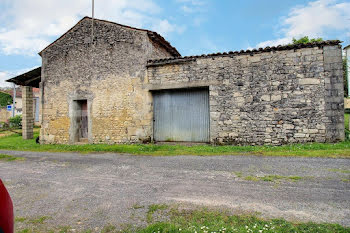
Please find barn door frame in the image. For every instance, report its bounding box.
[69,97,93,144]
[151,87,210,143]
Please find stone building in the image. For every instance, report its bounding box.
[7,17,344,145]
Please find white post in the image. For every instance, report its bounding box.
[12,83,16,117]
[346,47,350,97]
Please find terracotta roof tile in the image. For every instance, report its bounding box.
[147,40,341,67]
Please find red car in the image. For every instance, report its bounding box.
[0,179,13,233]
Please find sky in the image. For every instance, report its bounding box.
[0,0,350,87]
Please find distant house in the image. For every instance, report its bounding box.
[0,88,40,124]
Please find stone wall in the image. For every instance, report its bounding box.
[0,108,11,123]
[323,45,344,141]
[147,43,344,145]
[40,18,173,144]
[22,86,34,139]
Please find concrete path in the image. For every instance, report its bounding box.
[0,150,349,230]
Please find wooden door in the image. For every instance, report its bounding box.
[79,101,88,139]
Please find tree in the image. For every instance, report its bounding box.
[291,36,323,45]
[0,92,12,107]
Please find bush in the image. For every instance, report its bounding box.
[9,115,22,128]
[291,36,323,45]
[0,122,9,129]
[0,92,12,107]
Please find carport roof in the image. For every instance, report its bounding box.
[6,67,41,88]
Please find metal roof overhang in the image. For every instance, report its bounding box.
[6,67,41,88]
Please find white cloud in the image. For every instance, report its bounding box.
[257,38,293,48]
[256,0,350,48]
[0,71,12,88]
[0,0,182,56]
[182,5,195,13]
[151,20,186,36]
[0,67,41,87]
[177,0,206,15]
[176,0,205,6]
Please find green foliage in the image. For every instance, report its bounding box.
[291,36,323,45]
[9,115,22,128]
[0,91,12,107]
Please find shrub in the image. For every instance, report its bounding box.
[0,121,9,129]
[0,92,12,107]
[291,36,323,45]
[9,115,22,128]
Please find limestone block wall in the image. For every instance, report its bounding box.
[0,108,11,123]
[22,86,34,139]
[147,43,344,145]
[40,18,173,144]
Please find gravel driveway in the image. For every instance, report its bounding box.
[0,150,350,231]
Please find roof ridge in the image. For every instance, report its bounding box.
[39,16,180,57]
[147,40,341,65]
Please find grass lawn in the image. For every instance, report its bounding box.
[1,131,350,158]
[15,205,350,233]
[125,205,350,233]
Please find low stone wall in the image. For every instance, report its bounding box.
[0,108,11,123]
[147,44,344,145]
[344,98,350,109]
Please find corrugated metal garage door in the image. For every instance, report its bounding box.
[153,88,209,142]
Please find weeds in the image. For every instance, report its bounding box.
[328,168,350,174]
[241,174,303,183]
[147,204,168,223]
[0,153,25,161]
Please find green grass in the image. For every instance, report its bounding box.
[101,225,116,233]
[328,168,350,174]
[0,153,25,161]
[147,204,169,223]
[244,175,260,182]
[14,205,350,233]
[1,132,350,158]
[124,205,350,233]
[260,175,302,182]
[342,178,350,182]
[28,216,50,224]
[15,217,27,223]
[132,203,145,210]
[241,174,304,183]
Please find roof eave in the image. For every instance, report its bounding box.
[6,67,41,88]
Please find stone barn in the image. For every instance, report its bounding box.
[7,17,344,145]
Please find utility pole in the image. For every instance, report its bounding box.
[12,83,16,117]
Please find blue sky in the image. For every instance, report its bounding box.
[0,0,350,87]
